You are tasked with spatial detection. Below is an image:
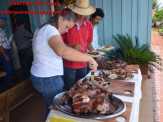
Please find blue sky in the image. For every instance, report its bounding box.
[158,0,163,10]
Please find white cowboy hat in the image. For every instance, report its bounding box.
[68,0,96,15]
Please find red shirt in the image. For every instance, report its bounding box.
[62,18,93,69]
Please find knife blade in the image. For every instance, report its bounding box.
[91,72,95,89]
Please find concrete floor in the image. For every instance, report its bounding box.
[139,76,153,122]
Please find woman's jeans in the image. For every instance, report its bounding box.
[30,74,64,117]
[0,49,13,83]
[63,66,87,91]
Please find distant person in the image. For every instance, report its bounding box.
[89,8,105,50]
[14,21,33,78]
[0,15,14,85]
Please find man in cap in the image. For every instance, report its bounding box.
[0,15,14,85]
[89,8,105,50]
[62,0,96,91]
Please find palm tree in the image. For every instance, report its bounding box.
[152,0,161,11]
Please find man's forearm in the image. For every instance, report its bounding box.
[87,42,94,52]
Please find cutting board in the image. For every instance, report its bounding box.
[99,102,132,122]
[125,65,139,74]
[106,80,135,97]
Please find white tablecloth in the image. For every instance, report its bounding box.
[47,69,142,122]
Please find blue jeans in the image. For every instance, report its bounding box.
[0,49,13,83]
[30,74,64,117]
[63,66,87,91]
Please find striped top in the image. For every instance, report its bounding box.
[0,28,10,49]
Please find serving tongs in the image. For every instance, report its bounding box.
[91,72,95,89]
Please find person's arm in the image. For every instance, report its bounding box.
[87,21,94,52]
[0,35,10,61]
[87,42,94,52]
[23,29,33,39]
[66,43,83,52]
[61,33,83,51]
[48,35,98,72]
[0,46,10,61]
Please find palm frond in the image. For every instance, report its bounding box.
[108,34,163,72]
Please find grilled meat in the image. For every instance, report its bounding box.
[97,60,127,70]
[101,68,133,80]
[60,77,113,115]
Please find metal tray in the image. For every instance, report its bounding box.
[53,92,126,119]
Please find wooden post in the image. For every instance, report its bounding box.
[0,92,10,122]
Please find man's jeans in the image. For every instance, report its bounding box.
[0,49,13,83]
[63,66,87,91]
[30,74,64,117]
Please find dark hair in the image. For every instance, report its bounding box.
[39,6,76,29]
[16,21,26,27]
[91,8,104,19]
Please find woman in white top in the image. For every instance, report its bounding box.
[30,7,98,117]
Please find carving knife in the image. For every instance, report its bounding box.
[91,72,95,89]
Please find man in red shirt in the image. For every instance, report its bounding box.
[62,0,96,91]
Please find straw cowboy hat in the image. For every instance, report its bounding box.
[68,0,96,15]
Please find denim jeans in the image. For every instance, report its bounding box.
[63,66,87,91]
[0,49,13,83]
[30,74,64,117]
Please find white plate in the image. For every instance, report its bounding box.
[101,46,114,51]
[87,52,105,57]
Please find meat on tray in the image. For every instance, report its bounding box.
[60,77,114,115]
[100,68,133,80]
[97,60,127,70]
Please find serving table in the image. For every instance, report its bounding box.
[46,68,142,122]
